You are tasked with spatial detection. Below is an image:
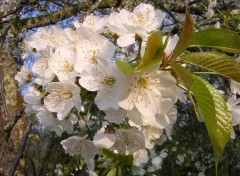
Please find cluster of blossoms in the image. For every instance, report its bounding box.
[14,3,213,174]
[228,57,240,139]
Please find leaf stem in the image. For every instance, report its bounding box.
[193,72,218,75]
[177,83,188,92]
[129,35,142,63]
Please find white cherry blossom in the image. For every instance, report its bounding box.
[60,136,98,169]
[32,54,55,86]
[128,106,177,148]
[133,149,149,167]
[74,14,108,33]
[163,34,179,58]
[227,95,240,126]
[24,86,43,114]
[24,86,43,106]
[92,122,116,149]
[112,129,145,155]
[119,70,177,116]
[44,80,81,120]
[142,126,163,149]
[230,57,240,94]
[107,3,165,47]
[105,108,127,124]
[230,80,240,95]
[26,26,88,52]
[205,0,217,18]
[74,34,116,74]
[60,136,98,171]
[79,60,125,110]
[37,107,77,136]
[93,133,116,149]
[151,150,168,171]
[15,62,32,88]
[48,47,79,82]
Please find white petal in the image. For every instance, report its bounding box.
[93,133,116,149]
[117,34,136,47]
[105,108,127,124]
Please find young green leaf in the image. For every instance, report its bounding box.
[170,62,202,120]
[134,30,164,73]
[115,60,137,76]
[191,75,232,170]
[107,168,117,176]
[100,149,117,160]
[170,61,193,90]
[180,51,240,82]
[117,166,122,176]
[190,28,240,54]
[170,7,195,61]
[118,154,133,166]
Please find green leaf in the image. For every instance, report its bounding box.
[117,166,122,176]
[170,8,195,60]
[118,166,122,176]
[118,154,133,166]
[190,28,240,54]
[170,62,202,120]
[101,165,112,176]
[107,168,117,176]
[170,61,193,90]
[115,59,137,76]
[100,149,117,160]
[191,75,232,168]
[134,30,164,73]
[181,51,240,82]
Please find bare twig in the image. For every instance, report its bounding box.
[0,107,25,161]
[151,0,180,27]
[1,107,25,134]
[7,120,32,176]
[78,0,104,23]
[24,155,37,176]
[0,141,7,160]
[0,63,7,119]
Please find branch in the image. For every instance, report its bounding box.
[0,107,25,149]
[17,0,118,30]
[7,120,32,176]
[78,0,104,23]
[169,3,205,15]
[0,63,8,119]
[151,0,180,27]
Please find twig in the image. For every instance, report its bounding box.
[151,0,180,28]
[78,0,103,23]
[0,63,8,119]
[2,107,25,134]
[0,141,7,160]
[0,107,25,161]
[24,155,37,176]
[7,120,32,176]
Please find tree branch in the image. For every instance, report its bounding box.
[78,0,104,23]
[7,120,32,176]
[0,107,25,150]
[0,63,8,119]
[151,0,180,27]
[17,0,119,30]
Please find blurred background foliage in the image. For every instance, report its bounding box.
[0,0,239,175]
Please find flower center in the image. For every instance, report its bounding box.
[27,73,33,82]
[102,76,116,86]
[71,141,86,156]
[63,61,74,72]
[137,14,147,25]
[90,54,97,64]
[136,77,149,89]
[59,90,72,99]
